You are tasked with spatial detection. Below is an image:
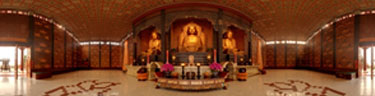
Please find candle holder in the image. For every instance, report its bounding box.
[197,63,201,79]
[240,58,244,65]
[249,59,252,65]
[141,58,145,66]
[207,55,211,64]
[172,56,176,65]
[181,63,185,79]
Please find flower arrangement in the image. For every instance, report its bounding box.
[161,63,174,72]
[209,62,222,71]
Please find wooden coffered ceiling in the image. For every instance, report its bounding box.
[0,0,374,41]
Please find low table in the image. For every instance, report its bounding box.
[156,77,227,90]
[32,72,52,79]
[335,71,356,80]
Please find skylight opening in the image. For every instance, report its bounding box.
[265,40,306,45]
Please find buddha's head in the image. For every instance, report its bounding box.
[151,32,158,39]
[187,26,197,35]
[227,30,233,38]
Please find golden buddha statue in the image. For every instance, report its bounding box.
[223,30,238,54]
[178,22,205,52]
[143,31,161,56]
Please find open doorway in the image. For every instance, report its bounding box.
[359,46,374,78]
[0,46,31,78]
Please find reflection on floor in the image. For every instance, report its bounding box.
[0,72,24,77]
[0,69,374,96]
[265,80,345,96]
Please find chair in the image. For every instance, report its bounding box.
[0,59,10,72]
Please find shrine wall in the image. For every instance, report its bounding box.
[132,7,254,64]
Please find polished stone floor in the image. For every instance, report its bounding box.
[0,69,374,96]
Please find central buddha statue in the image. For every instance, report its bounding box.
[178,22,205,52]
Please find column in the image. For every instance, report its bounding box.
[372,45,374,78]
[132,24,137,66]
[364,47,368,71]
[15,45,18,79]
[248,30,252,65]
[216,9,223,63]
[20,47,24,71]
[160,10,166,62]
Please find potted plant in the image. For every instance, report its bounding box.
[161,62,174,78]
[209,62,222,78]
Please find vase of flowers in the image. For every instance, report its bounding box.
[161,63,174,78]
[209,62,222,78]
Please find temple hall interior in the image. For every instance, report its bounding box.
[0,0,375,96]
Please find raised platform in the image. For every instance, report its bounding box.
[125,62,261,81]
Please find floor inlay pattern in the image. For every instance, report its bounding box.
[264,80,345,96]
[43,80,121,96]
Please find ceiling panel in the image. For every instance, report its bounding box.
[0,0,374,41]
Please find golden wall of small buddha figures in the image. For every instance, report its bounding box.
[124,7,264,65]
[78,43,123,69]
[263,12,375,72]
[0,13,82,73]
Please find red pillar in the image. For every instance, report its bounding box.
[20,47,24,71]
[15,46,18,79]
[364,47,368,71]
[371,46,374,78]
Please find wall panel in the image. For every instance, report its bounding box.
[286,45,297,68]
[275,44,285,67]
[296,45,305,67]
[101,44,110,68]
[111,46,122,68]
[53,28,65,68]
[264,45,275,68]
[32,18,52,70]
[90,45,100,68]
[65,36,73,68]
[313,33,321,68]
[0,14,29,42]
[322,26,334,68]
[335,17,355,69]
[359,14,375,42]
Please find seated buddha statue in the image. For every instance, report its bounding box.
[143,31,161,56]
[178,22,205,52]
[223,30,239,54]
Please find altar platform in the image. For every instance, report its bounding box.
[125,63,261,81]
[155,74,227,90]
